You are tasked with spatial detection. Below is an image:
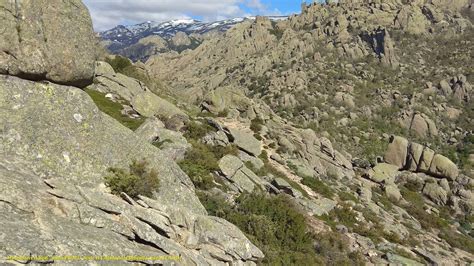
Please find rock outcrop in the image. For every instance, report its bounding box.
[385,136,409,169]
[384,136,459,180]
[0,0,96,87]
[0,75,263,264]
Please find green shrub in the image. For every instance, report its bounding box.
[319,204,358,229]
[199,191,365,265]
[183,121,215,140]
[105,56,132,73]
[178,141,219,190]
[439,228,474,254]
[217,109,229,117]
[250,118,264,133]
[338,191,359,202]
[85,88,145,130]
[179,140,239,190]
[197,191,233,217]
[301,176,335,199]
[314,232,365,266]
[105,160,160,199]
[201,192,319,264]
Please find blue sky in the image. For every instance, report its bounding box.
[239,0,301,16]
[83,0,307,31]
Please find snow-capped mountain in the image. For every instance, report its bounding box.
[100,16,288,50]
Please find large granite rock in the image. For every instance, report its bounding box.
[134,117,166,143]
[266,119,355,179]
[0,75,263,264]
[135,117,190,161]
[428,154,459,181]
[384,136,459,180]
[92,61,148,102]
[367,163,399,184]
[423,182,448,205]
[384,136,408,169]
[202,86,253,114]
[132,91,187,119]
[219,155,244,177]
[0,0,96,87]
[225,127,262,156]
[409,113,438,138]
[218,155,265,193]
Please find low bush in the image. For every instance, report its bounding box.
[439,228,474,254]
[199,192,364,265]
[338,191,359,202]
[372,187,395,211]
[105,56,132,73]
[179,140,239,190]
[301,176,335,199]
[250,118,264,133]
[105,160,160,199]
[217,109,229,117]
[183,120,215,140]
[178,141,219,190]
[319,204,358,229]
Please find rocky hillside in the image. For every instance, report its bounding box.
[0,1,263,265]
[1,0,474,265]
[136,0,472,264]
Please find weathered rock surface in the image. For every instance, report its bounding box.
[134,117,166,142]
[428,154,459,181]
[132,91,187,119]
[218,155,264,193]
[135,117,190,161]
[91,61,148,102]
[0,75,263,264]
[219,155,244,178]
[423,182,448,205]
[0,0,96,87]
[384,136,409,169]
[367,163,399,184]
[385,184,402,202]
[225,127,262,156]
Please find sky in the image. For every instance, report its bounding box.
[83,0,310,31]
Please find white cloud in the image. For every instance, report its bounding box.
[83,0,269,31]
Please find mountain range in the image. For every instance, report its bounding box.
[100,16,288,61]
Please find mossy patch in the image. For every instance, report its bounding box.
[85,88,145,130]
